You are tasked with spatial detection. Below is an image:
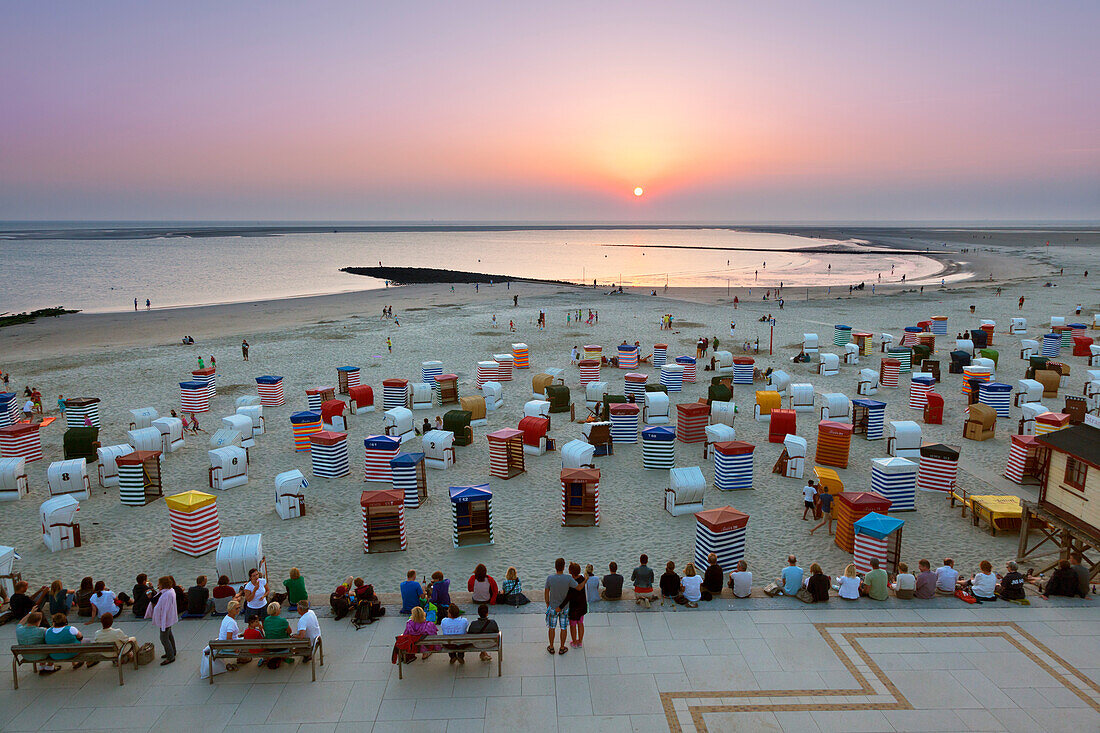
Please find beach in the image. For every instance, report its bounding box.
[1,227,1097,594]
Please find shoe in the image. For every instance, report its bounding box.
[457,657,465,665]
[449,657,457,665]
[160,658,174,666]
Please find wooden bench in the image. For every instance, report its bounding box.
[396,632,502,679]
[205,637,323,683]
[11,641,137,689]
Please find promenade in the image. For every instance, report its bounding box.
[1,598,1097,732]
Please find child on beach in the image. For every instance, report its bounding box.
[427,571,450,613]
[566,562,587,647]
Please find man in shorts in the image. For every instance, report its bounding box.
[544,558,576,655]
[801,480,818,520]
[809,488,834,535]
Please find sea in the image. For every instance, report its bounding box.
[0,223,951,314]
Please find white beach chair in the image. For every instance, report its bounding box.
[665,467,705,517]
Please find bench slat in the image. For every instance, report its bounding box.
[395,633,502,680]
[11,641,136,690]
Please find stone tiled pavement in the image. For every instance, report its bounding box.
[1,600,1098,732]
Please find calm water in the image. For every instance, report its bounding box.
[0,225,949,313]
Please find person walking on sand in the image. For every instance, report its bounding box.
[802,479,818,520]
[386,338,392,353]
[809,489,834,535]
[134,298,138,311]
[241,340,249,361]
[198,356,205,369]
[146,299,150,310]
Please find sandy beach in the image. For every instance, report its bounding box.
[1,228,1097,596]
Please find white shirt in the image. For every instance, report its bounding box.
[838,576,861,600]
[971,572,997,598]
[219,615,240,641]
[803,485,817,502]
[935,566,959,592]
[244,578,268,609]
[894,573,916,591]
[729,571,752,598]
[296,610,321,643]
[440,616,469,635]
[681,575,703,602]
[24,400,34,413]
[90,591,117,617]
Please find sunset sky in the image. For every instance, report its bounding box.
[2,2,1097,222]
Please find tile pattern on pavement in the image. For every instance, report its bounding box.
[663,620,1100,732]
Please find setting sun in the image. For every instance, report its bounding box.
[633,187,644,197]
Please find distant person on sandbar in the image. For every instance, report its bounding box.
[241,340,249,361]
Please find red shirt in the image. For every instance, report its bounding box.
[243,626,264,654]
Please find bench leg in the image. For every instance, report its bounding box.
[12,656,18,690]
[497,649,502,677]
[398,655,403,680]
[310,653,316,682]
[118,659,125,686]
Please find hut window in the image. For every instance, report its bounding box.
[1063,457,1088,492]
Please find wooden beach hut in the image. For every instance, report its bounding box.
[391,452,427,508]
[834,491,892,554]
[561,468,600,527]
[815,420,853,469]
[360,489,407,553]
[714,440,754,490]
[166,490,219,557]
[916,443,959,494]
[337,366,360,394]
[310,431,350,478]
[871,456,917,512]
[450,484,494,548]
[694,506,749,574]
[487,428,525,479]
[853,513,904,574]
[363,434,401,483]
[117,450,163,505]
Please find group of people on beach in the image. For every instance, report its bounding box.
[3,566,320,674]
[2,540,1093,678]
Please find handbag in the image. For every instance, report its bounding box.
[136,642,156,666]
[762,582,781,597]
[795,587,815,604]
[954,588,978,604]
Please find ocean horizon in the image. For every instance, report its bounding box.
[1,225,961,314]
